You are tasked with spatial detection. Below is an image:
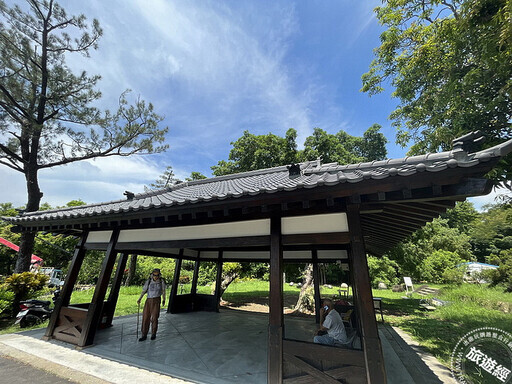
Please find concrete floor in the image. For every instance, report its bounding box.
[2,309,455,384]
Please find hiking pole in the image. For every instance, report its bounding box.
[136,301,140,340]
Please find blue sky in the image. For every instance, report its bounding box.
[0,0,504,209]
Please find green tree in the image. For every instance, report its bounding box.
[0,0,168,272]
[367,255,399,288]
[147,166,180,190]
[387,218,474,280]
[186,172,207,181]
[302,125,388,164]
[212,129,300,176]
[362,0,512,184]
[441,201,480,235]
[471,203,512,262]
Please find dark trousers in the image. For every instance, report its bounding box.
[141,297,161,337]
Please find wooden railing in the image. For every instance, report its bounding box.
[283,339,366,384]
[53,306,88,345]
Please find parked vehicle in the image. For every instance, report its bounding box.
[15,289,60,328]
[39,267,64,287]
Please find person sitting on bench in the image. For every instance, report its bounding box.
[313,298,347,345]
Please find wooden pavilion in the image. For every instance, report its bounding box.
[5,131,512,383]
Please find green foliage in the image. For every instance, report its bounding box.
[0,288,14,316]
[442,267,465,285]
[134,256,176,286]
[212,126,388,177]
[2,272,49,301]
[362,0,512,184]
[74,251,104,284]
[421,250,463,283]
[211,129,300,176]
[302,125,387,164]
[387,218,473,280]
[487,249,512,291]
[186,172,207,181]
[471,203,512,261]
[441,201,479,235]
[0,0,168,271]
[367,255,399,288]
[148,166,181,190]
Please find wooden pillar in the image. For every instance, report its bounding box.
[168,249,183,313]
[78,229,120,347]
[104,252,129,327]
[44,231,88,340]
[312,250,322,324]
[347,204,387,384]
[268,216,283,384]
[191,252,200,296]
[214,251,223,312]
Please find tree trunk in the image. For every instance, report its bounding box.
[125,254,137,286]
[15,165,42,273]
[294,263,314,312]
[212,272,239,298]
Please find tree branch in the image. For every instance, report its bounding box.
[0,158,24,173]
[0,143,25,165]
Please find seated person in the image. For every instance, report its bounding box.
[314,298,348,345]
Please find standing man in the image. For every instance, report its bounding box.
[137,268,166,341]
[314,298,347,345]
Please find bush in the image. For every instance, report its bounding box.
[0,288,15,316]
[2,272,49,299]
[1,272,49,316]
[442,267,465,285]
[367,256,399,288]
[487,249,512,292]
[421,250,463,283]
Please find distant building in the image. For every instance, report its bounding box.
[459,262,498,282]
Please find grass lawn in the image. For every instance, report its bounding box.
[1,280,511,367]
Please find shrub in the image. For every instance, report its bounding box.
[421,250,462,283]
[0,288,15,316]
[2,272,49,316]
[367,256,399,288]
[442,267,465,285]
[3,272,49,299]
[487,249,512,292]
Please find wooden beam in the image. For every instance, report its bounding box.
[347,204,387,384]
[44,232,88,340]
[115,236,271,250]
[312,251,321,324]
[282,232,350,245]
[104,252,129,327]
[168,250,183,313]
[283,339,365,367]
[363,215,421,231]
[191,252,200,296]
[284,353,340,384]
[78,229,120,347]
[214,251,223,312]
[268,215,284,384]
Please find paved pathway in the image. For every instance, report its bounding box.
[0,353,76,384]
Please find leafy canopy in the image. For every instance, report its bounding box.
[362,0,512,184]
[212,125,388,176]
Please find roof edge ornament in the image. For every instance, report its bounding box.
[452,131,485,153]
[287,163,301,178]
[123,191,135,200]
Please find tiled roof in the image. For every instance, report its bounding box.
[4,132,512,225]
